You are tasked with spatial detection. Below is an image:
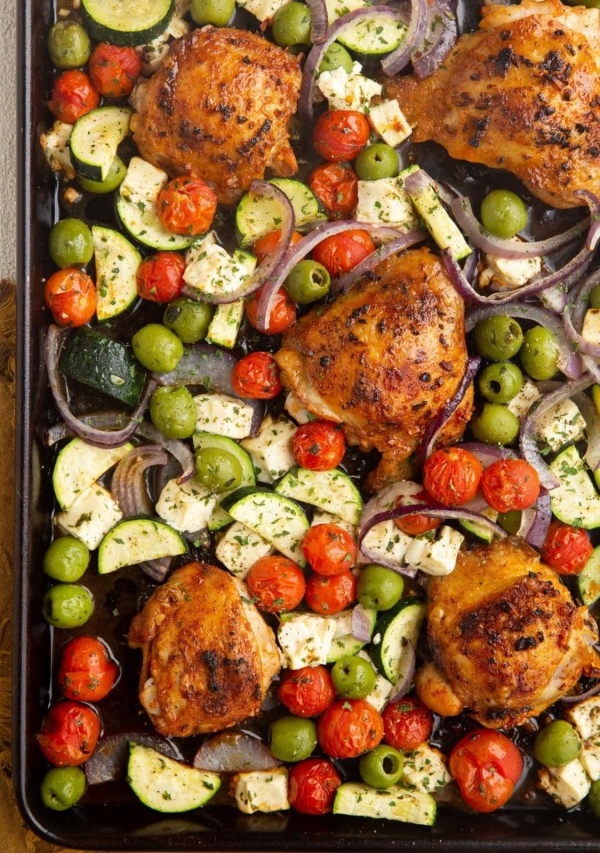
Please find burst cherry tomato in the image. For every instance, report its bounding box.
[393,489,441,536]
[308,163,358,220]
[88,42,142,98]
[312,230,375,277]
[44,268,97,327]
[292,420,346,470]
[313,110,371,162]
[37,701,101,767]
[278,665,336,717]
[449,728,523,813]
[246,555,306,613]
[317,698,384,759]
[305,569,356,615]
[245,286,297,334]
[136,252,186,303]
[382,694,434,751]
[58,637,119,702]
[231,351,283,399]
[156,176,218,237]
[541,520,594,575]
[480,458,540,513]
[288,757,342,814]
[253,229,302,264]
[302,524,357,576]
[422,446,483,507]
[47,70,99,124]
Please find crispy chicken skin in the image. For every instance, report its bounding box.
[128,562,281,737]
[275,247,473,491]
[416,538,600,728]
[384,0,600,209]
[130,27,301,205]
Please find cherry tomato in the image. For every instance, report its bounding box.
[480,458,540,513]
[313,110,371,162]
[253,229,302,264]
[302,524,357,576]
[422,446,483,507]
[292,420,346,471]
[231,351,283,399]
[136,252,186,303]
[156,176,218,237]
[449,728,523,813]
[278,665,336,717]
[44,268,97,327]
[246,555,306,613]
[47,70,99,124]
[312,230,375,277]
[382,694,433,751]
[37,701,101,767]
[317,698,384,759]
[288,757,342,814]
[393,489,441,536]
[308,163,358,220]
[88,42,142,98]
[541,520,594,575]
[58,637,119,702]
[305,569,356,615]
[246,286,297,334]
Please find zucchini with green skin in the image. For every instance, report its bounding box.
[235,178,326,248]
[578,545,600,607]
[337,16,407,55]
[370,598,426,682]
[70,106,132,183]
[127,742,221,812]
[192,431,257,530]
[81,0,175,46]
[53,437,134,511]
[549,444,600,529]
[275,467,363,526]
[98,518,188,574]
[333,782,436,825]
[91,225,141,321]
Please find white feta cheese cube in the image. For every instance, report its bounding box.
[359,519,413,567]
[563,696,600,741]
[317,63,382,113]
[507,380,542,420]
[120,156,167,209]
[236,0,288,21]
[479,254,542,290]
[404,526,464,576]
[55,484,123,550]
[40,120,76,179]
[215,520,273,578]
[284,393,312,424]
[193,393,255,439]
[367,99,412,148]
[535,398,585,453]
[402,744,453,794]
[325,0,368,21]
[581,740,600,782]
[538,758,591,809]
[231,767,290,814]
[582,309,600,346]
[184,233,256,298]
[241,415,297,484]
[278,612,337,669]
[155,478,217,533]
[356,176,419,230]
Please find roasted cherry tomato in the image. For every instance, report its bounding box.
[156,176,218,237]
[88,42,142,98]
[44,268,97,327]
[480,458,540,513]
[288,757,342,814]
[246,555,306,613]
[47,69,99,124]
[136,252,186,303]
[382,694,434,751]
[253,229,302,264]
[278,665,336,717]
[541,520,594,575]
[317,698,384,759]
[292,420,346,470]
[449,728,523,813]
[422,446,483,507]
[37,701,101,767]
[245,285,297,334]
[58,637,119,702]
[393,489,441,536]
[312,229,375,277]
[308,162,358,220]
[302,523,357,576]
[231,351,283,399]
[305,569,356,615]
[313,110,371,162]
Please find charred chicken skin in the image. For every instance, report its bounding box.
[416,538,600,729]
[384,0,600,209]
[128,562,281,737]
[275,247,473,492]
[130,27,301,205]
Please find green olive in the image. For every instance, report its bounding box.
[480,189,529,239]
[331,655,377,699]
[589,779,600,816]
[477,361,524,404]
[497,510,522,535]
[269,716,317,762]
[47,20,91,69]
[472,315,524,361]
[78,157,127,194]
[533,720,582,768]
[150,386,197,440]
[284,260,330,304]
[355,143,400,181]
[48,218,94,269]
[359,744,404,789]
[319,41,354,74]
[190,0,235,26]
[272,2,312,47]
[41,766,87,811]
[163,297,214,344]
[132,324,184,373]
[43,536,90,583]
[357,564,404,611]
[195,447,244,493]
[470,403,520,446]
[519,326,560,381]
[43,584,94,629]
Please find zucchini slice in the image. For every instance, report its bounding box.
[333,782,436,826]
[370,598,426,682]
[549,444,600,529]
[578,545,600,607]
[275,467,363,526]
[98,518,188,574]
[53,437,134,511]
[192,431,257,530]
[70,106,132,183]
[337,16,407,56]
[92,225,141,321]
[81,0,174,47]
[235,178,326,248]
[127,743,221,813]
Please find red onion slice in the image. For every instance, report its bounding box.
[563,267,600,359]
[381,0,429,76]
[193,732,278,772]
[458,441,517,468]
[411,0,457,79]
[112,445,168,517]
[135,421,196,484]
[85,732,183,785]
[332,229,427,294]
[418,355,480,463]
[139,557,173,582]
[305,0,328,43]
[351,603,374,642]
[521,490,551,549]
[388,641,416,703]
[574,392,600,473]
[560,680,600,704]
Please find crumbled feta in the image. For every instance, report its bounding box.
[355,175,419,230]
[193,393,255,439]
[231,767,290,814]
[404,526,464,576]
[236,0,288,22]
[241,414,297,484]
[582,309,600,347]
[119,156,168,209]
[402,744,453,794]
[356,650,393,712]
[40,121,76,180]
[55,484,123,550]
[507,380,542,420]
[564,696,600,741]
[538,759,591,809]
[535,398,585,453]
[359,519,412,566]
[278,612,337,669]
[317,62,382,113]
[155,478,217,533]
[284,393,312,424]
[368,99,412,148]
[479,254,543,290]
[184,233,256,298]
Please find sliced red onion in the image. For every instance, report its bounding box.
[381,0,429,76]
[45,411,133,446]
[135,421,196,483]
[574,392,600,473]
[351,603,374,642]
[85,732,183,785]
[332,228,427,294]
[305,0,328,43]
[458,441,517,468]
[539,283,568,314]
[575,190,600,250]
[388,641,416,703]
[560,680,600,704]
[521,490,551,549]
[139,557,172,582]
[111,445,168,517]
[411,0,457,79]
[583,354,600,384]
[563,267,600,359]
[193,732,278,773]
[418,355,480,463]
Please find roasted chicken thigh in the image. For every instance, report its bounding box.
[385,0,600,209]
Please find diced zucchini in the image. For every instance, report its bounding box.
[336,17,406,55]
[155,478,218,534]
[370,598,426,682]
[206,301,245,349]
[231,767,290,814]
[241,415,297,485]
[578,544,600,607]
[327,609,377,663]
[193,393,255,440]
[275,467,362,526]
[333,782,436,826]
[459,507,498,543]
[52,437,134,510]
[127,742,220,813]
[404,172,471,261]
[278,611,338,668]
[312,509,356,538]
[92,225,141,321]
[55,483,123,550]
[215,520,273,578]
[70,106,132,183]
[549,444,600,529]
[235,178,326,248]
[98,518,188,574]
